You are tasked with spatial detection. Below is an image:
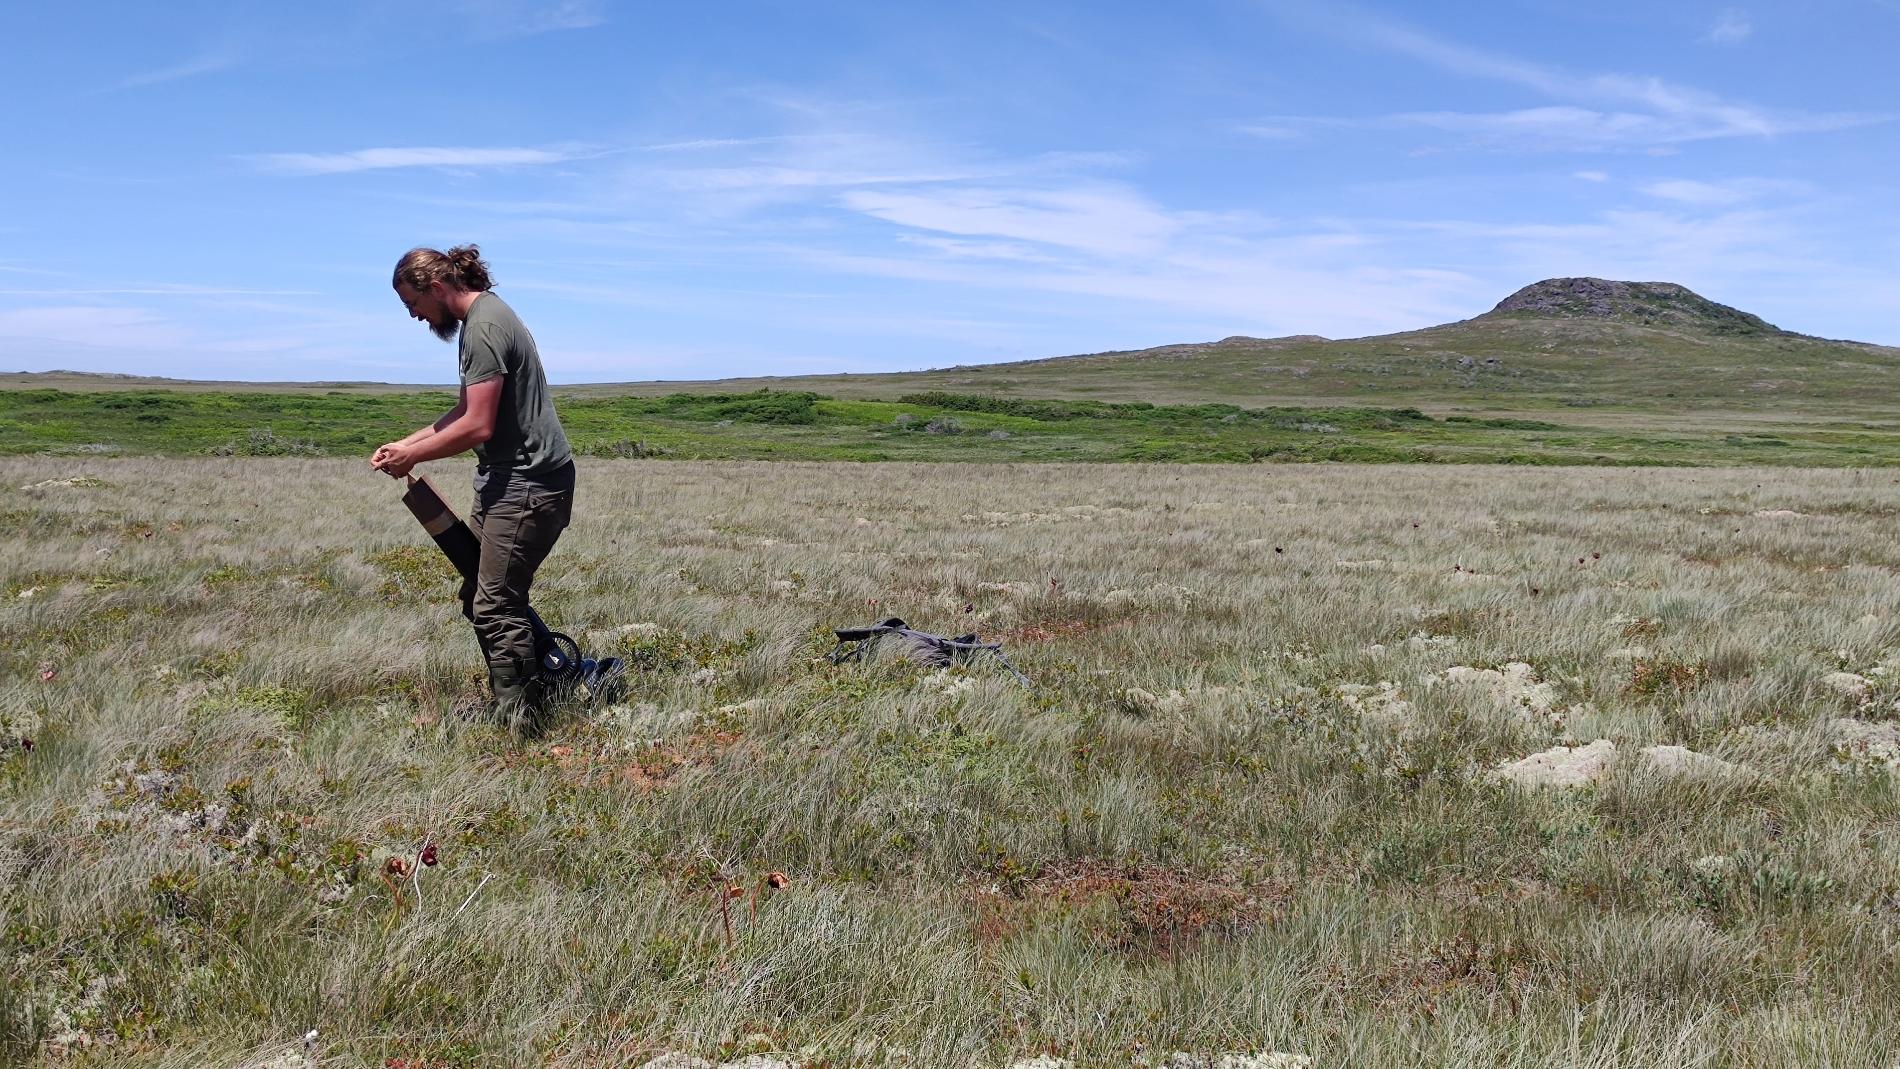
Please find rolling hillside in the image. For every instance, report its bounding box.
[554,278,1900,420]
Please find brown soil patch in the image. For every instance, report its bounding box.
[972,860,1287,957]
[503,731,744,793]
[1358,933,1533,1018]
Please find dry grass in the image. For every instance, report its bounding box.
[3,457,1900,1067]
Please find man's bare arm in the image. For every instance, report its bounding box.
[393,378,502,466]
[394,393,470,447]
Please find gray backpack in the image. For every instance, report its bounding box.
[827,617,1031,686]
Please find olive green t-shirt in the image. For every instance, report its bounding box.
[458,292,572,476]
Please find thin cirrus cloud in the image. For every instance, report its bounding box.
[1387,104,1863,149]
[0,306,194,351]
[644,130,1093,196]
[109,51,239,92]
[1251,3,1883,149]
[0,286,320,299]
[1640,178,1809,205]
[1706,10,1753,45]
[894,234,1060,263]
[1247,104,1862,151]
[252,146,581,176]
[840,185,1183,259]
[790,242,1482,341]
[449,0,606,36]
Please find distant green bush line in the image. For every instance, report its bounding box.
[0,386,1893,467]
[898,390,1435,429]
[649,390,824,424]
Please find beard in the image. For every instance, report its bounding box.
[430,315,459,342]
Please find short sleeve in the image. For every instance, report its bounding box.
[459,321,506,387]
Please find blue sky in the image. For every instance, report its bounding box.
[3,1,1897,384]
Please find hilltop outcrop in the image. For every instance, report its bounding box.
[1482,277,1781,336]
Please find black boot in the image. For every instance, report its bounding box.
[490,658,552,739]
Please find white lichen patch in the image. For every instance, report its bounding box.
[1828,718,1900,771]
[1162,1055,1313,1069]
[977,581,1035,597]
[1436,662,1561,723]
[1820,672,1871,701]
[1638,744,1746,779]
[917,673,976,700]
[1492,739,1618,789]
[634,1056,802,1069]
[635,1055,715,1069]
[43,973,126,1053]
[1690,854,1741,888]
[1336,681,1413,722]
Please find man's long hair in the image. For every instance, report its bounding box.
[393,245,494,293]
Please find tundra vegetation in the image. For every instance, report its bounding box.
[2,387,1897,468]
[4,457,1900,1067]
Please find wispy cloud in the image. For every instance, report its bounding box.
[449,0,606,37]
[1395,205,1817,292]
[1390,104,1867,149]
[1246,102,1872,151]
[642,136,813,153]
[1707,10,1753,44]
[894,234,1059,263]
[253,146,581,176]
[110,50,238,91]
[0,306,193,351]
[665,163,1005,193]
[1640,177,1809,205]
[842,184,1182,258]
[788,241,1482,342]
[1237,123,1309,140]
[1574,170,1609,182]
[1254,3,1883,149]
[0,285,321,298]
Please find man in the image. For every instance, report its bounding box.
[373,244,575,734]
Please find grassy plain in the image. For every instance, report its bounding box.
[3,387,1898,468]
[4,458,1900,1067]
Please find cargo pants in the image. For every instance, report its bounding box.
[458,461,575,724]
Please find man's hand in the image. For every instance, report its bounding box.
[371,442,418,478]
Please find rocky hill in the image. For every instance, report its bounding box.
[1479,277,1781,336]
